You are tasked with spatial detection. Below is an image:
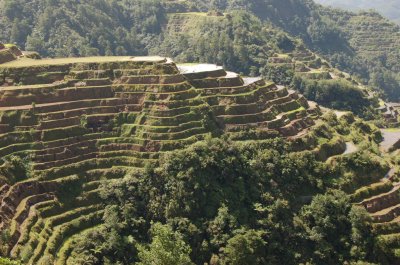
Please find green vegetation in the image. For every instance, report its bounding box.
[1,0,399,101]
[295,191,374,264]
[0,53,393,264]
[0,257,21,265]
[1,0,165,57]
[71,135,382,264]
[136,223,194,265]
[292,76,376,117]
[0,1,399,264]
[315,0,400,24]
[351,181,393,203]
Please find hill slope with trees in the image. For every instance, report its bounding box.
[314,0,400,24]
[1,1,400,264]
[0,0,399,100]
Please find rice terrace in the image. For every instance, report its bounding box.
[0,0,400,264]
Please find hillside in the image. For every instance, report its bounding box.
[0,46,397,264]
[0,0,399,101]
[314,0,400,24]
[0,49,314,264]
[1,1,400,264]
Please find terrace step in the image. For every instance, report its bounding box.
[178,64,227,79]
[33,152,98,171]
[15,188,103,256]
[360,184,400,213]
[133,121,205,134]
[195,78,265,96]
[0,84,115,108]
[189,75,244,89]
[224,115,288,131]
[0,56,320,262]
[37,104,135,121]
[118,74,186,84]
[10,200,56,258]
[29,208,104,264]
[8,193,56,252]
[0,180,57,230]
[37,117,81,130]
[138,127,208,141]
[217,111,276,125]
[143,98,206,109]
[377,233,400,249]
[55,224,101,265]
[371,204,400,223]
[373,216,400,235]
[37,157,149,181]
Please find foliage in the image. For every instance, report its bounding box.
[1,0,399,99]
[314,0,400,25]
[0,1,397,264]
[1,0,165,57]
[90,137,382,264]
[0,154,32,184]
[294,190,374,264]
[292,75,376,117]
[150,11,283,76]
[261,64,294,86]
[136,223,194,265]
[0,257,22,265]
[221,229,266,265]
[370,70,400,100]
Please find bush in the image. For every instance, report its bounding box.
[0,257,22,265]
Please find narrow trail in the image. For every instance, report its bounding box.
[380,129,400,152]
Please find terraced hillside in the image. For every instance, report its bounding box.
[267,46,400,125]
[351,138,400,260]
[0,53,320,263]
[315,0,400,25]
[160,12,392,121]
[267,47,332,80]
[319,9,400,73]
[352,177,400,260]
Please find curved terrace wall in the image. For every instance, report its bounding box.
[0,56,320,263]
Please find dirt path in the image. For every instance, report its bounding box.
[343,142,358,155]
[380,129,400,152]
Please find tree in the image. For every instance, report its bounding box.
[291,75,375,117]
[207,205,238,251]
[137,223,194,265]
[294,190,374,264]
[222,229,266,265]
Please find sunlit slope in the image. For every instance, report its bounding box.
[0,55,323,264]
